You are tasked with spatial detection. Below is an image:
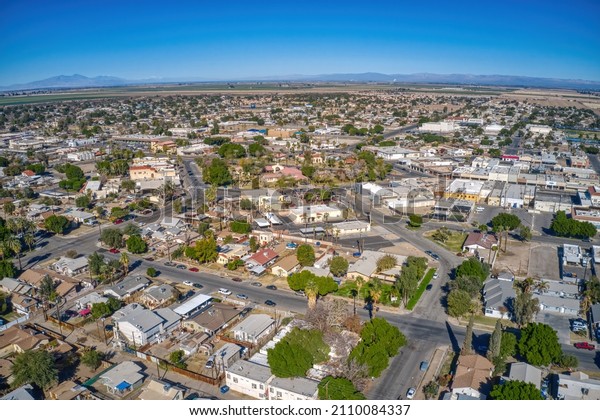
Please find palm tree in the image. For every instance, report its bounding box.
[119,252,130,276]
[355,276,366,297]
[4,235,22,270]
[305,280,319,310]
[23,233,35,252]
[535,279,549,294]
[515,277,535,294]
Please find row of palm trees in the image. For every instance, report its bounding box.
[1,217,38,270]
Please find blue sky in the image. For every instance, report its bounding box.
[1,0,599,85]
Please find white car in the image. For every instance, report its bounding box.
[433,273,439,279]
[218,288,232,296]
[183,281,193,287]
[406,388,416,399]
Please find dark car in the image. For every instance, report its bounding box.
[176,264,187,270]
[264,300,276,306]
[192,283,203,289]
[65,310,78,318]
[144,257,155,261]
[189,267,199,272]
[164,261,176,267]
[251,282,262,287]
[232,277,242,282]
[425,284,433,291]
[266,285,277,290]
[113,219,124,225]
[181,290,195,300]
[109,248,120,254]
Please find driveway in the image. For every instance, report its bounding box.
[535,311,572,344]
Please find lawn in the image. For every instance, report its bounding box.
[406,268,436,310]
[425,230,467,253]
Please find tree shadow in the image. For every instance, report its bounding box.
[445,321,460,353]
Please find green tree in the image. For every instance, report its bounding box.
[462,314,474,355]
[376,254,397,272]
[146,267,157,277]
[423,381,440,400]
[3,202,15,215]
[447,289,472,318]
[38,274,57,302]
[491,213,522,231]
[168,350,187,369]
[101,228,123,249]
[328,256,349,277]
[0,259,17,278]
[75,195,91,209]
[44,215,70,234]
[11,349,58,390]
[88,252,105,276]
[350,318,407,377]
[81,348,103,371]
[408,214,423,228]
[268,328,330,378]
[217,143,246,159]
[518,323,562,366]
[126,234,147,254]
[230,220,251,234]
[490,380,543,400]
[186,236,217,263]
[487,320,502,360]
[297,244,315,267]
[203,158,232,186]
[249,236,259,253]
[455,257,489,282]
[396,263,420,306]
[451,275,483,298]
[519,225,532,242]
[513,291,539,327]
[4,234,22,270]
[318,376,366,400]
[500,331,517,359]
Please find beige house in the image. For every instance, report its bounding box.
[271,254,300,277]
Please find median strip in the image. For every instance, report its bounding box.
[406,268,436,311]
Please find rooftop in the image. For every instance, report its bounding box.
[226,360,272,383]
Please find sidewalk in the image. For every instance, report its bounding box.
[415,345,448,400]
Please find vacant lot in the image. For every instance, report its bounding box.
[424,230,467,253]
[493,240,532,277]
[527,244,561,279]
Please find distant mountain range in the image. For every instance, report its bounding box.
[2,72,600,91]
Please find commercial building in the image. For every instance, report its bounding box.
[289,205,343,224]
[225,360,272,400]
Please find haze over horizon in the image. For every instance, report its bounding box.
[1,0,599,86]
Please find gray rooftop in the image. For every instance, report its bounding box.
[144,284,177,302]
[233,314,275,338]
[268,376,319,397]
[100,361,145,389]
[508,362,542,389]
[0,384,36,400]
[226,360,272,383]
[483,278,516,310]
[106,275,151,298]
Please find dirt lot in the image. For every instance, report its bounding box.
[493,239,531,277]
[527,244,561,280]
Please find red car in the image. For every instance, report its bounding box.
[574,342,595,350]
[114,219,124,225]
[188,267,199,272]
[109,248,120,254]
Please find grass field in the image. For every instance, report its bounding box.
[425,230,467,253]
[406,268,436,310]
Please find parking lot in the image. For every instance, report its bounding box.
[536,312,572,344]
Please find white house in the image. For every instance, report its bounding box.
[52,256,89,276]
[225,360,272,399]
[114,304,180,346]
[232,314,275,344]
[268,377,319,400]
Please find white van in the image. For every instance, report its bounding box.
[476,206,485,212]
[218,288,232,296]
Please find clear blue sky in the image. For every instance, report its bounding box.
[1,0,599,85]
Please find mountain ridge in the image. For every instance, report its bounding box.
[2,72,600,91]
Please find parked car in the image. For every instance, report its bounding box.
[266,285,277,290]
[64,310,78,318]
[232,277,242,282]
[431,253,440,260]
[205,356,215,369]
[192,283,203,289]
[144,257,154,261]
[406,388,416,399]
[220,385,230,394]
[109,248,120,254]
[113,219,124,225]
[251,282,262,287]
[574,342,595,350]
[419,361,429,371]
[425,284,433,291]
[295,290,306,297]
[264,300,276,306]
[236,294,248,300]
[176,264,187,270]
[164,261,176,267]
[189,267,199,272]
[286,243,298,249]
[218,288,232,296]
[183,281,193,286]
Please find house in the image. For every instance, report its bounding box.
[213,342,243,369]
[247,249,279,268]
[555,371,600,400]
[0,384,38,400]
[160,216,186,230]
[591,304,600,329]
[181,302,242,336]
[346,250,392,281]
[537,294,580,315]
[270,254,300,278]
[48,380,90,400]
[563,244,582,266]
[483,277,516,318]
[0,277,33,296]
[11,294,38,315]
[268,377,319,400]
[462,232,499,263]
[289,205,343,224]
[140,284,178,309]
[451,354,493,399]
[506,362,542,389]
[225,360,272,399]
[217,243,249,265]
[63,209,96,225]
[100,361,145,396]
[0,326,51,358]
[104,275,151,300]
[138,378,186,400]
[75,292,108,310]
[173,293,212,319]
[232,314,275,344]
[52,256,89,276]
[113,304,181,346]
